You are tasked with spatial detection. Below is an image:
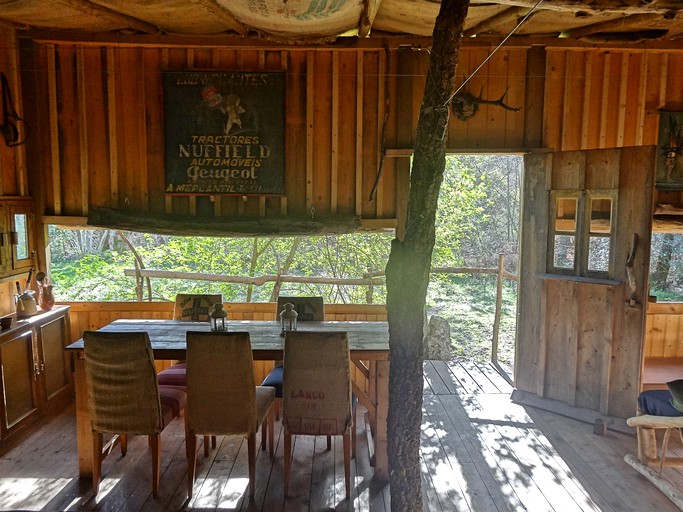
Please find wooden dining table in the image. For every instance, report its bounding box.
[66,319,390,480]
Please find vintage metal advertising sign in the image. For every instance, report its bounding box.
[163,71,285,195]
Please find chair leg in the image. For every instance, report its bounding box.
[261,417,267,451]
[284,433,292,497]
[92,432,103,496]
[247,433,256,499]
[150,434,161,498]
[327,435,332,451]
[638,426,658,462]
[120,434,127,456]
[203,435,211,458]
[275,397,281,420]
[343,432,351,500]
[660,428,673,474]
[352,414,357,458]
[268,406,275,457]
[186,433,197,498]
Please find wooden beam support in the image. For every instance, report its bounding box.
[87,206,363,237]
[563,13,665,39]
[190,0,249,35]
[359,0,383,38]
[57,0,160,34]
[470,0,681,12]
[464,7,528,37]
[47,44,62,216]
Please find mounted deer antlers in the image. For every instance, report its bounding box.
[451,86,521,121]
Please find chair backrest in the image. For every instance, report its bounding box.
[276,296,324,321]
[282,331,352,436]
[173,294,223,321]
[186,331,257,436]
[83,330,163,435]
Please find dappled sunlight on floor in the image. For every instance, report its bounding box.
[0,477,74,510]
[190,476,250,509]
[419,359,680,511]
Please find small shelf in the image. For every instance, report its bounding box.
[538,273,621,286]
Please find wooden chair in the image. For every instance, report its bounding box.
[627,414,683,473]
[158,293,223,387]
[173,293,223,321]
[185,331,275,499]
[276,295,324,321]
[627,388,683,474]
[83,330,187,498]
[262,296,325,419]
[282,331,354,499]
[159,294,224,454]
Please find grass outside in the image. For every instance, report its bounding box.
[426,274,517,367]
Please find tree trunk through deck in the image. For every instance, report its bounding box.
[385,0,470,510]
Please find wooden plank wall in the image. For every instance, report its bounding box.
[20,43,399,225]
[543,48,683,210]
[645,302,683,358]
[64,301,387,390]
[16,40,683,231]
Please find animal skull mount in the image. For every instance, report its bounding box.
[451,87,521,121]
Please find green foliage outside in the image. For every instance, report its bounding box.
[649,232,683,301]
[48,155,522,365]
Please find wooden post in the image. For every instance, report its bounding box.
[491,253,505,364]
[135,263,143,302]
[366,267,374,304]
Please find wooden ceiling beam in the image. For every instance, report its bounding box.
[464,6,528,37]
[359,0,384,38]
[562,13,666,38]
[470,0,679,14]
[58,0,160,34]
[186,0,248,36]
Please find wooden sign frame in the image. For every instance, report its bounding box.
[163,71,285,196]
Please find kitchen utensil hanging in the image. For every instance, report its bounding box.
[1,72,27,147]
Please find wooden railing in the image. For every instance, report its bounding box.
[124,254,517,364]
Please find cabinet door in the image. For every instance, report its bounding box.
[0,202,9,276]
[0,331,40,438]
[8,201,34,274]
[36,314,72,413]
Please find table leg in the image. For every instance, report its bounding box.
[374,360,389,480]
[74,354,94,478]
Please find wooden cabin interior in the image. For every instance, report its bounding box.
[0,0,683,488]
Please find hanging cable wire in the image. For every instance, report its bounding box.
[446,0,545,106]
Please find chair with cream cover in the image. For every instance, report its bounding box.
[83,330,187,498]
[185,331,276,499]
[261,296,324,419]
[282,330,354,499]
[157,294,224,454]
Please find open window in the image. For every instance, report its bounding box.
[549,191,615,278]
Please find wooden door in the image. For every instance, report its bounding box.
[516,147,655,419]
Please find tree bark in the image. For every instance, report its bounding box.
[385,0,469,510]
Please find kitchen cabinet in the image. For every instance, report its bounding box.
[0,306,71,449]
[0,197,35,281]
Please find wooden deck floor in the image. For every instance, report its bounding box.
[1,360,682,511]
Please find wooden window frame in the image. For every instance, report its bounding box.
[548,190,616,279]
